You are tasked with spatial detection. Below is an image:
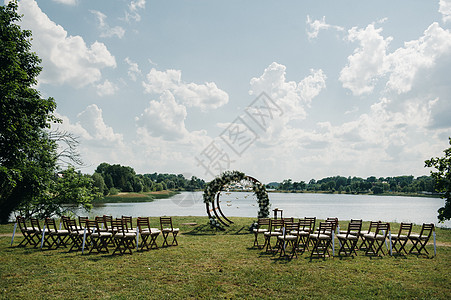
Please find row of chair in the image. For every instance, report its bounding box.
[14,215,179,255]
[253,217,436,259]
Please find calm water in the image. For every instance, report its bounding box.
[76,192,451,228]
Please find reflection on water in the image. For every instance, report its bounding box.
[75,192,450,228]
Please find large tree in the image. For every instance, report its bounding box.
[425,137,451,222]
[0,1,89,223]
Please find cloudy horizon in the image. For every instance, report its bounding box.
[10,0,451,183]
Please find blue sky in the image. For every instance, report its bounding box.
[10,0,451,182]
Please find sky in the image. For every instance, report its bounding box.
[8,0,451,183]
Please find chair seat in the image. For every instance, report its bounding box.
[162,228,179,232]
[253,228,268,233]
[310,234,330,240]
[336,233,358,240]
[278,235,297,241]
[114,232,136,238]
[264,232,282,237]
[363,233,386,240]
[409,234,428,240]
[392,234,409,240]
[291,230,309,236]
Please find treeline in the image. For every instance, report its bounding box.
[268,175,437,195]
[92,163,205,195]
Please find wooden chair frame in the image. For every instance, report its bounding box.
[264,219,284,252]
[277,221,300,259]
[292,218,313,253]
[15,216,39,247]
[160,217,179,247]
[359,221,380,251]
[391,222,412,256]
[310,222,334,259]
[85,219,111,254]
[112,219,136,255]
[66,218,84,252]
[409,223,434,257]
[252,218,269,248]
[137,217,160,251]
[337,222,362,257]
[364,222,390,256]
[44,218,69,249]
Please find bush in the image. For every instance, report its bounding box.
[109,187,120,195]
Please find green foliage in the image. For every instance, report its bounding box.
[14,167,98,219]
[94,162,205,194]
[0,1,60,223]
[425,137,451,222]
[276,175,436,195]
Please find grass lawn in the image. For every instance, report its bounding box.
[1,217,450,299]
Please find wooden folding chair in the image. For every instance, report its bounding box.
[277,221,300,259]
[44,218,69,249]
[409,223,434,257]
[160,217,179,247]
[30,218,53,249]
[15,216,39,247]
[337,221,362,257]
[263,219,284,252]
[309,222,334,259]
[364,222,390,256]
[292,218,313,253]
[112,219,136,255]
[391,223,412,256]
[252,218,269,248]
[122,216,135,233]
[359,221,380,251]
[85,219,112,254]
[66,218,84,252]
[137,217,160,251]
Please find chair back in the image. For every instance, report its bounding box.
[326,217,338,231]
[111,219,126,235]
[160,217,174,230]
[85,219,100,234]
[78,216,88,229]
[95,216,108,231]
[30,218,41,232]
[283,222,299,237]
[122,216,134,231]
[61,216,71,230]
[305,217,316,232]
[346,222,362,237]
[316,222,334,238]
[137,217,150,232]
[16,216,28,232]
[298,219,311,232]
[419,223,434,239]
[396,223,413,237]
[365,221,380,234]
[375,222,390,237]
[268,219,284,233]
[45,218,57,232]
[66,218,80,234]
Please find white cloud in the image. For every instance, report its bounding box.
[77,104,124,143]
[306,15,344,40]
[142,68,229,111]
[126,0,146,22]
[385,23,451,94]
[249,62,326,120]
[125,57,142,81]
[135,91,188,141]
[340,22,451,96]
[51,0,77,5]
[96,79,118,96]
[52,106,132,169]
[17,0,116,87]
[339,24,392,96]
[91,10,125,39]
[439,0,451,23]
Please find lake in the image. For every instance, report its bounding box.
[77,192,451,228]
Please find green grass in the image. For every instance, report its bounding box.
[1,217,450,299]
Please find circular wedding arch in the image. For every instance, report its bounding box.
[203,170,270,227]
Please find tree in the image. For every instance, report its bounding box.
[0,1,59,223]
[425,137,451,222]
